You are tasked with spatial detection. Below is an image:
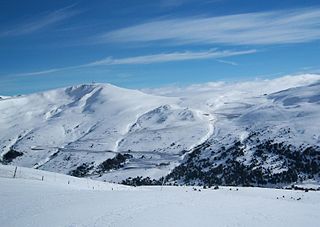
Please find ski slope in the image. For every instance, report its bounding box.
[0,171,319,227]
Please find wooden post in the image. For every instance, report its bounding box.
[13,166,17,178]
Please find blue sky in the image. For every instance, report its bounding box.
[1,0,320,95]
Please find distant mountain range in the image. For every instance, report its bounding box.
[1,74,319,187]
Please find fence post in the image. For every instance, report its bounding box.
[13,166,17,178]
[161,176,166,191]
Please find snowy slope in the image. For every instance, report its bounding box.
[0,164,130,191]
[0,83,212,181]
[164,75,320,186]
[1,173,320,227]
[0,96,9,100]
[0,74,320,186]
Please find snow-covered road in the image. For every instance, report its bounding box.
[1,177,319,227]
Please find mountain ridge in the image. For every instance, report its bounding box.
[1,74,320,187]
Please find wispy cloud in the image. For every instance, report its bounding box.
[0,5,79,37]
[159,0,199,8]
[86,49,256,66]
[11,68,64,77]
[6,48,256,77]
[216,59,238,66]
[97,8,320,45]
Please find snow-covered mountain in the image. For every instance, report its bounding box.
[1,74,320,187]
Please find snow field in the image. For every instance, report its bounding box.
[0,173,319,227]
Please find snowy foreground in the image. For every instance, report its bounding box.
[1,170,320,227]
